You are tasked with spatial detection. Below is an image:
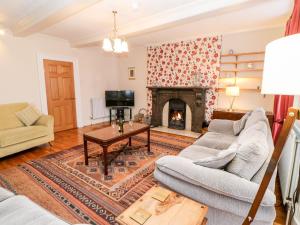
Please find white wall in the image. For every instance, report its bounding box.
[218,26,285,111]
[118,47,148,115]
[118,26,285,115]
[0,33,119,126]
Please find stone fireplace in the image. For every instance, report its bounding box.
[148,87,207,132]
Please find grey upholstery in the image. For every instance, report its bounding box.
[194,132,237,150]
[0,187,87,225]
[154,108,276,225]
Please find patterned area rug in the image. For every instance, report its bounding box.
[0,131,195,225]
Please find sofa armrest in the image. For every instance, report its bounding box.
[0,187,14,202]
[155,155,275,206]
[35,115,54,129]
[208,119,235,135]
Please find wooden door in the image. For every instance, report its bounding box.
[44,59,77,132]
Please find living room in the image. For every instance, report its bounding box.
[0,0,299,225]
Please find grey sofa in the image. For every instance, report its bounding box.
[0,187,87,225]
[154,108,276,225]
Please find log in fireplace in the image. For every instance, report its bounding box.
[168,99,186,130]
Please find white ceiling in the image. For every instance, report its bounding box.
[0,0,48,27]
[0,0,293,47]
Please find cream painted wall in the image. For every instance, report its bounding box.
[218,26,285,111]
[0,33,119,126]
[118,27,285,117]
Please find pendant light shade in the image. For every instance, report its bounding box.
[102,11,129,53]
[102,38,113,52]
[113,38,123,53]
[121,40,128,52]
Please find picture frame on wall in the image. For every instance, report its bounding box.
[128,67,135,80]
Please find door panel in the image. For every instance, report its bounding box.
[44,60,77,132]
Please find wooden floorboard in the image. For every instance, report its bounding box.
[0,123,286,224]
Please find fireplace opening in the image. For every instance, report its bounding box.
[168,99,186,130]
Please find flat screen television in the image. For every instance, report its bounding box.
[105,90,135,107]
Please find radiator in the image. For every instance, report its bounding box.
[90,97,108,120]
[278,120,300,225]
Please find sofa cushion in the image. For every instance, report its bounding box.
[194,132,237,150]
[179,145,220,160]
[0,195,70,225]
[233,112,250,135]
[16,105,42,126]
[0,188,14,202]
[193,143,238,169]
[0,126,49,147]
[226,122,269,180]
[0,103,28,130]
[244,107,268,130]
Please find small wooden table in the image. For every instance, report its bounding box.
[83,122,151,175]
[116,186,208,225]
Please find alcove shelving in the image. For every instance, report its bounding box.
[218,51,265,93]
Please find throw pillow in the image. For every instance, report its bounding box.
[244,107,268,130]
[233,112,251,135]
[16,105,41,126]
[226,126,269,180]
[193,143,238,169]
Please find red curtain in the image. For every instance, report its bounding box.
[272,0,300,143]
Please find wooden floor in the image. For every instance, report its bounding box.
[0,124,286,224]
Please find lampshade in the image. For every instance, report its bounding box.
[121,40,129,52]
[113,38,123,53]
[261,33,300,95]
[102,38,113,52]
[226,86,240,97]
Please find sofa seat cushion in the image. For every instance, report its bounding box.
[0,195,69,225]
[194,132,237,150]
[179,145,220,160]
[0,126,49,147]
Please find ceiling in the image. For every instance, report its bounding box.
[0,0,293,47]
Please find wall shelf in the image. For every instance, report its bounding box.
[221,60,264,65]
[221,69,263,73]
[221,51,265,57]
[219,51,265,92]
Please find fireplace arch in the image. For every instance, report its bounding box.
[148,87,207,132]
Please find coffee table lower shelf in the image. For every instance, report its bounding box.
[116,185,208,225]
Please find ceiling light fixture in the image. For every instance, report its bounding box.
[102,11,128,53]
[0,25,5,36]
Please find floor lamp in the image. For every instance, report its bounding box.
[242,33,300,224]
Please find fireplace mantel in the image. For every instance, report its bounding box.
[147,86,209,90]
[148,86,208,132]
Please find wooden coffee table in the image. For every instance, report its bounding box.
[83,122,151,175]
[116,185,208,225]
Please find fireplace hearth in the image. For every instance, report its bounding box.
[168,99,186,130]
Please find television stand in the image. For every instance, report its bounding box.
[109,107,132,124]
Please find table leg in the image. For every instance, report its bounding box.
[147,128,151,153]
[103,145,108,176]
[84,138,88,165]
[129,137,132,146]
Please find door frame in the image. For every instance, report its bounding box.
[37,53,83,128]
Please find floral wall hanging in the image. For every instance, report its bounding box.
[146,36,222,121]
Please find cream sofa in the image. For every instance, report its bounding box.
[0,103,54,158]
[154,108,276,225]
